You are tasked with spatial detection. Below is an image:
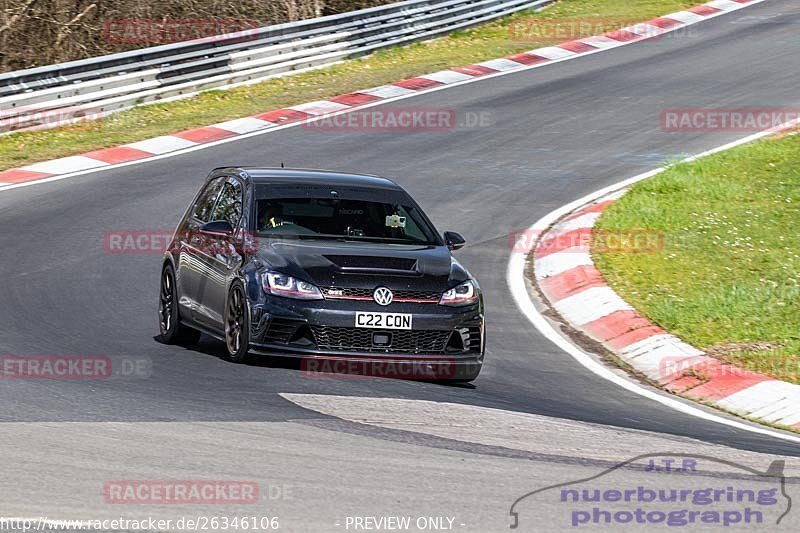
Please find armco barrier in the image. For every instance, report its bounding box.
[0,0,552,134]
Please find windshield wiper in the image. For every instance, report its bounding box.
[285,234,432,245]
[294,234,348,241]
[338,235,433,245]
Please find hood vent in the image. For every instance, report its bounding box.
[323,255,419,276]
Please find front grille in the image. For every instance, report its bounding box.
[323,287,440,303]
[310,326,451,354]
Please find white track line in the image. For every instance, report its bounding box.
[507,120,800,445]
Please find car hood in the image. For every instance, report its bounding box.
[253,239,470,291]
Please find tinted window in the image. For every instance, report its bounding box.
[193,177,225,222]
[210,178,244,227]
[254,197,438,245]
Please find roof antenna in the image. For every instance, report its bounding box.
[280,162,285,168]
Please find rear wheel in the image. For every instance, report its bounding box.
[224,282,251,363]
[158,264,201,345]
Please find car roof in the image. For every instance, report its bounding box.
[232,168,403,190]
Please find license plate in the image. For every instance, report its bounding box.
[355,312,412,330]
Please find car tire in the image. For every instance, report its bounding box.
[158,264,201,345]
[224,282,251,363]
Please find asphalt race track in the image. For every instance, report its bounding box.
[1,1,799,530]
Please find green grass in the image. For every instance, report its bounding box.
[0,0,694,171]
[594,131,800,383]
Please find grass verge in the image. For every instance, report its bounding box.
[594,130,800,384]
[0,0,695,171]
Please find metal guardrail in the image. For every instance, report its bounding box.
[0,0,552,134]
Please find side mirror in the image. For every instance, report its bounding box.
[200,220,234,236]
[444,231,466,251]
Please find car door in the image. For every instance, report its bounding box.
[193,176,246,331]
[177,176,225,321]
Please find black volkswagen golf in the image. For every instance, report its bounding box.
[158,168,484,381]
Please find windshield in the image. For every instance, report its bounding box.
[253,196,440,245]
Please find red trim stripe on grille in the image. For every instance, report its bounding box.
[324,294,439,303]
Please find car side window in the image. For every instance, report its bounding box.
[210,178,244,228]
[193,177,226,223]
[395,205,427,242]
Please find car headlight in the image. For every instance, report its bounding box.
[439,280,478,306]
[261,271,323,300]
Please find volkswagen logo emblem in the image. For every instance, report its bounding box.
[373,287,393,306]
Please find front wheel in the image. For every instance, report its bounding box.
[158,264,201,345]
[224,282,251,363]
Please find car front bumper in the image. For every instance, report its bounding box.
[247,296,484,378]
